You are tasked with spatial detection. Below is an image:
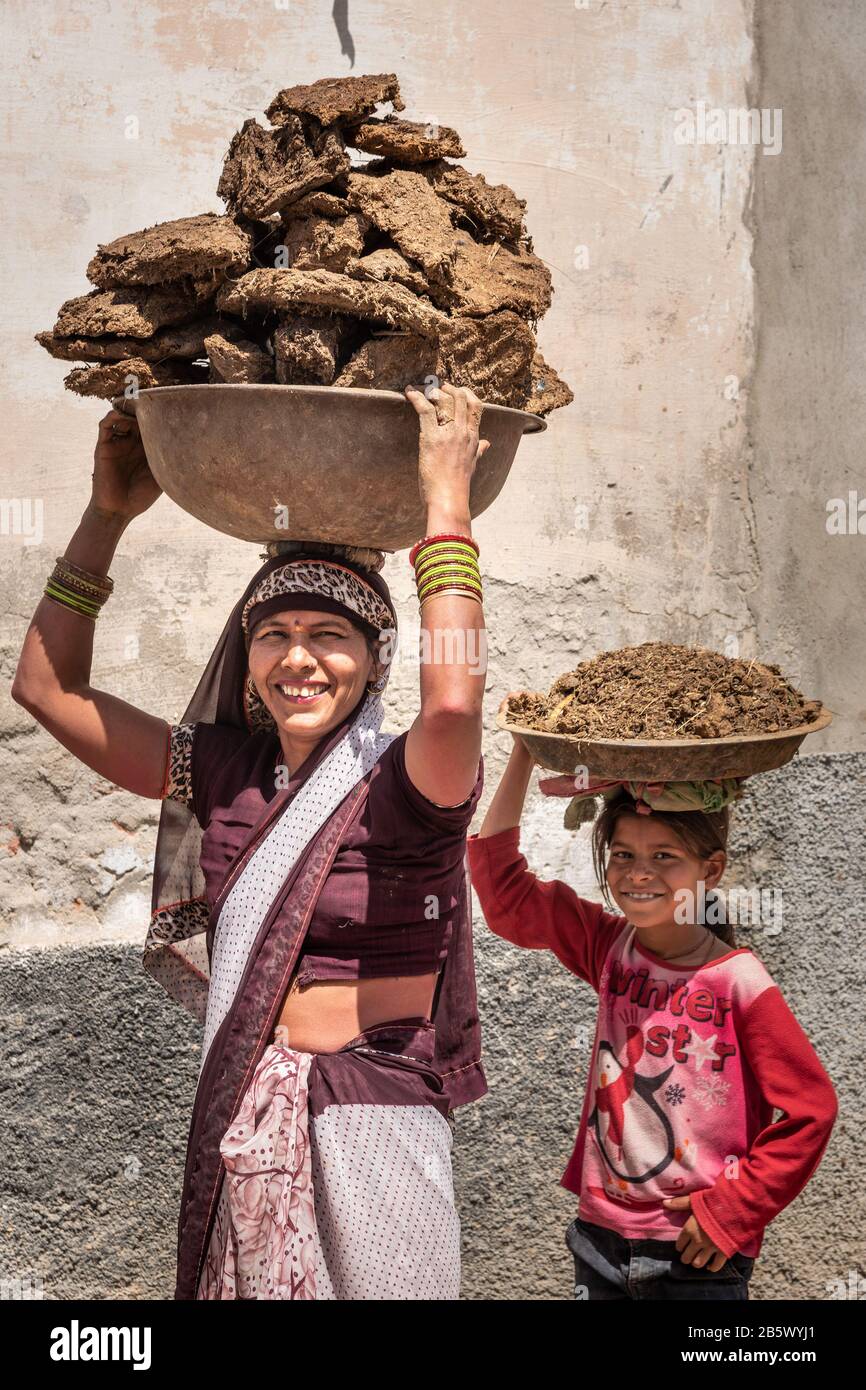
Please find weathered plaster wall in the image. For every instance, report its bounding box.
[1,0,862,1300]
[748,0,866,748]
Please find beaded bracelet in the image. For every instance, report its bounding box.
[55,555,114,593]
[44,556,114,621]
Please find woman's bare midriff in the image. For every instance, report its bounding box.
[274,971,440,1053]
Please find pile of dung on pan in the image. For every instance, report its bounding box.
[36,73,572,417]
[506,642,824,740]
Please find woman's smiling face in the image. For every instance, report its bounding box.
[247,608,377,740]
[604,811,725,929]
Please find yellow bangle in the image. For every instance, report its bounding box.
[413,538,479,563]
[416,558,482,588]
[418,565,483,593]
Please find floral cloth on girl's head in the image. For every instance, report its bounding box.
[537,775,743,826]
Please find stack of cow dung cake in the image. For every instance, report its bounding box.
[36,73,573,417]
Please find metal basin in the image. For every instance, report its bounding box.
[496,702,833,782]
[125,383,546,550]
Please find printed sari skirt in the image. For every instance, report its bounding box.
[196,1019,460,1300]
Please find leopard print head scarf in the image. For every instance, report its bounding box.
[240,544,398,735]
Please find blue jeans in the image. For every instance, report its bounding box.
[566,1216,755,1301]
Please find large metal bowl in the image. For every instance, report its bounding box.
[124,383,546,550]
[496,701,833,781]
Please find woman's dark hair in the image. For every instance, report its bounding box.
[591,791,735,946]
[261,538,386,572]
[363,630,386,681]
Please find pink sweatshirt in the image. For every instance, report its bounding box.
[468,826,838,1258]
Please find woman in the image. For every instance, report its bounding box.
[12,380,490,1300]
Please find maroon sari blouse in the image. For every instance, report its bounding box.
[176,721,483,987]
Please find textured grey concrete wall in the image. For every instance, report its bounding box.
[2,0,864,1300]
[0,944,199,1300]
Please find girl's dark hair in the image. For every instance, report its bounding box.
[591,791,735,946]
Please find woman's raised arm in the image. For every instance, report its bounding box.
[11,408,170,800]
[402,382,488,808]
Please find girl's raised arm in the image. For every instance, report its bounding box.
[477,728,536,836]
[468,736,624,987]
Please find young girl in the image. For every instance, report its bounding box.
[467,736,838,1301]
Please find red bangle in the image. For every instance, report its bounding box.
[409,532,480,567]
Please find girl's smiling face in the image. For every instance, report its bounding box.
[247,608,378,741]
[605,811,726,929]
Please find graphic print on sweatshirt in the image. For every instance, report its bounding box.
[581,931,773,1224]
[590,1019,677,1188]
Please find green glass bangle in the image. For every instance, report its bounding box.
[44,582,101,619]
[414,561,480,589]
[414,536,480,569]
[413,538,479,564]
[414,553,481,584]
[45,585,100,616]
[417,564,483,597]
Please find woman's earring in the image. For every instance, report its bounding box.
[367,673,387,693]
[245,672,276,733]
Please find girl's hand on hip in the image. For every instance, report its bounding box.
[404,380,490,506]
[91,407,162,522]
[663,1194,728,1271]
